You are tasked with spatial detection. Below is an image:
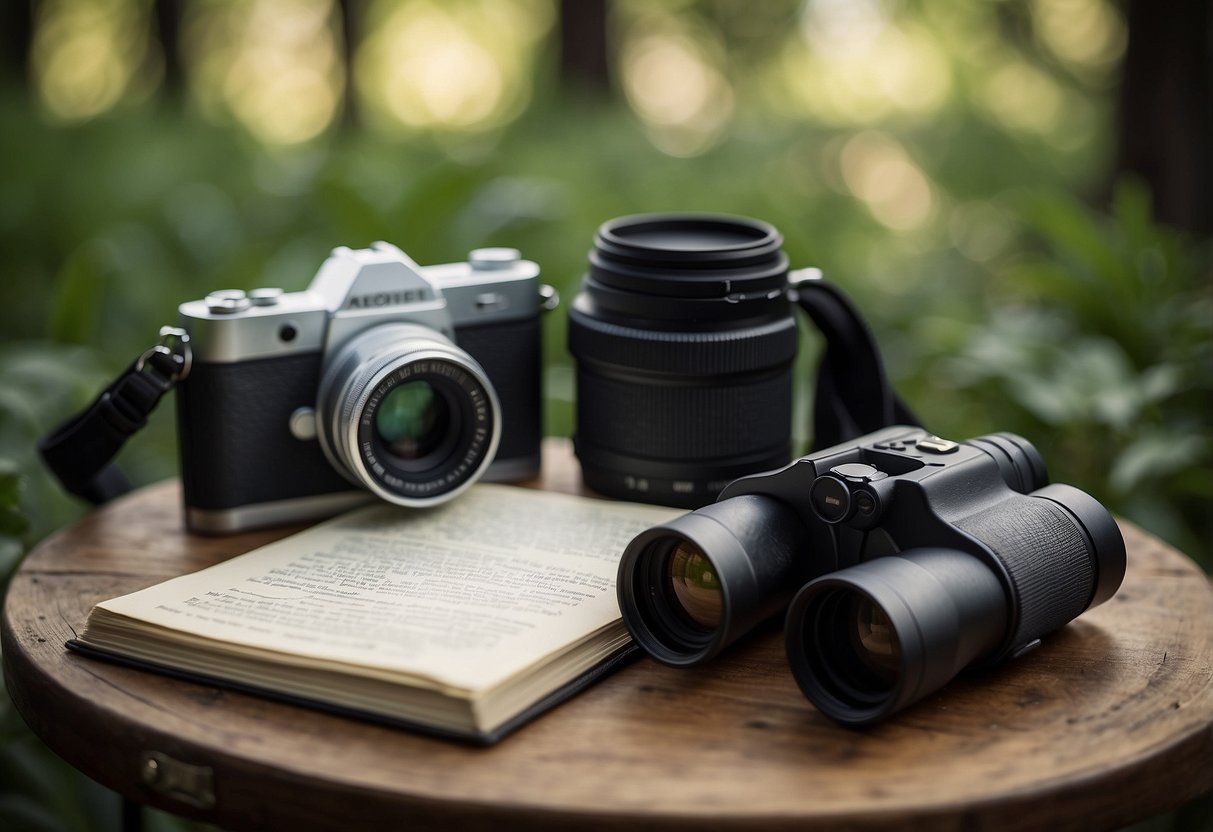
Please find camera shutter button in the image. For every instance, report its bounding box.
[205,290,251,314]
[469,248,521,270]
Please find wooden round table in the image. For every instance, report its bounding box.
[4,440,1213,830]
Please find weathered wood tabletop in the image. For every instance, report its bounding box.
[4,439,1212,831]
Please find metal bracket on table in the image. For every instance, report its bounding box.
[140,750,216,809]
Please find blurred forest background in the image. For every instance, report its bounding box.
[0,0,1210,829]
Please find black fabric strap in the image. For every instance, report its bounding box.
[39,334,189,505]
[794,277,920,449]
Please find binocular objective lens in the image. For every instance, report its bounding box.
[375,381,450,462]
[850,596,901,683]
[805,588,901,705]
[666,542,723,630]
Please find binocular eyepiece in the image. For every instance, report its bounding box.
[617,427,1126,726]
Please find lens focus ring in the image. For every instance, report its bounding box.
[576,368,792,461]
[568,305,798,376]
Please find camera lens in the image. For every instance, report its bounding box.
[375,381,452,463]
[568,214,799,508]
[317,323,501,506]
[665,541,723,630]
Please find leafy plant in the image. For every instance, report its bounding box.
[928,180,1213,563]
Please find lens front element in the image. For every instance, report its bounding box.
[317,324,501,507]
[666,542,723,630]
[375,380,452,463]
[851,595,901,683]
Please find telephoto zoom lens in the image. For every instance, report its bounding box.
[568,214,800,508]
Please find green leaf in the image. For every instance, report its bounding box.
[47,252,105,346]
[1109,433,1209,495]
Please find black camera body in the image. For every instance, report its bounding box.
[177,243,548,534]
[618,425,1125,725]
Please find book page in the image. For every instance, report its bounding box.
[95,485,681,692]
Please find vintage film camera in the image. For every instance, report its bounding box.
[176,243,553,533]
[617,425,1125,725]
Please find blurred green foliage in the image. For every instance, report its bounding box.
[0,4,1210,825]
[2,88,1208,560]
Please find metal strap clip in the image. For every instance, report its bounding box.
[135,325,193,381]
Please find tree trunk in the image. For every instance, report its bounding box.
[0,0,32,92]
[559,0,610,95]
[337,0,358,126]
[153,0,185,96]
[1115,0,1213,234]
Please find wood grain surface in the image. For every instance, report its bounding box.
[4,439,1212,831]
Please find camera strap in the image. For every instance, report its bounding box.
[38,327,192,505]
[791,272,920,449]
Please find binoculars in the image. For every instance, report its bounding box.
[617,426,1125,726]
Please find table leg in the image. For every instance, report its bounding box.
[122,798,143,832]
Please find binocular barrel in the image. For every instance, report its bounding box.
[784,549,1009,725]
[617,495,813,665]
[785,483,1125,725]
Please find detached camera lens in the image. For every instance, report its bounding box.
[568,213,799,508]
[318,323,501,507]
[665,541,723,630]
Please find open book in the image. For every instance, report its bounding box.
[68,485,680,744]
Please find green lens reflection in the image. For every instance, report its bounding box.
[375,381,449,460]
[666,541,722,630]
